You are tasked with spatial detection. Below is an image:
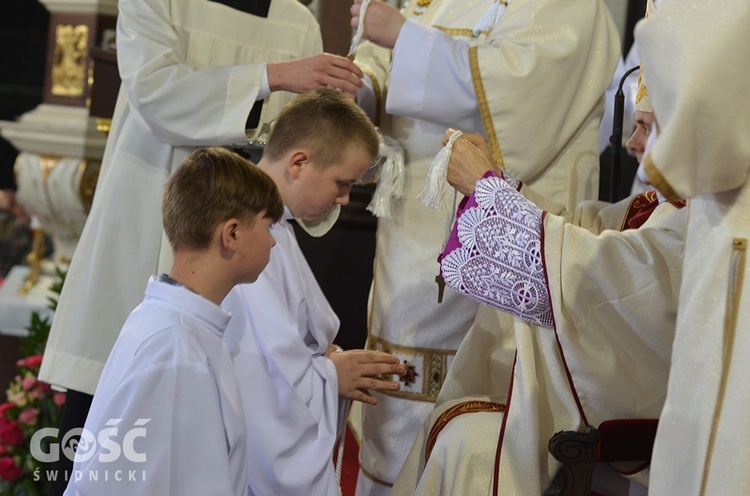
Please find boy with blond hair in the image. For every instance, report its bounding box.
[223,88,405,496]
[65,147,283,496]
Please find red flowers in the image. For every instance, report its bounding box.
[0,456,23,482]
[0,354,65,490]
[0,418,23,447]
[15,355,43,369]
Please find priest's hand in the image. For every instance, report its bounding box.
[267,54,364,99]
[443,130,496,168]
[350,0,406,50]
[327,348,405,405]
[445,130,498,196]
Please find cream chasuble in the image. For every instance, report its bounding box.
[352,0,619,492]
[393,175,686,495]
[40,0,323,395]
[636,1,750,494]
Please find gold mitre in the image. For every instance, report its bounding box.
[635,67,652,113]
[635,0,656,113]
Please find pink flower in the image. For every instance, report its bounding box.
[0,455,24,482]
[21,375,36,391]
[0,419,23,447]
[18,408,38,427]
[53,393,66,407]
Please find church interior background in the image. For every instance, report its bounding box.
[0,0,643,491]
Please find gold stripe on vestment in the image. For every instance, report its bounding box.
[425,400,506,462]
[643,154,680,202]
[360,66,383,127]
[700,238,747,496]
[469,46,505,169]
[433,26,490,38]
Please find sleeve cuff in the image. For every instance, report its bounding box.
[259,65,271,101]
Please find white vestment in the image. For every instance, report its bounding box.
[636,2,750,494]
[39,0,323,395]
[63,278,247,496]
[223,210,346,496]
[393,177,686,495]
[352,0,620,492]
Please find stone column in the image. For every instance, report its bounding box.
[0,0,116,265]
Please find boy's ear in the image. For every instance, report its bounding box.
[287,148,312,180]
[219,218,241,251]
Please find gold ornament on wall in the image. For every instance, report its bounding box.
[51,24,89,97]
[77,160,100,214]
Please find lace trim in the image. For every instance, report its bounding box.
[500,169,520,190]
[441,176,552,328]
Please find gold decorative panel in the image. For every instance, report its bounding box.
[51,24,89,97]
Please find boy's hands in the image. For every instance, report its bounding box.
[326,347,405,405]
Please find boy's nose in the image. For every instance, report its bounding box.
[336,193,350,206]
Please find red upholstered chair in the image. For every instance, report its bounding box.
[548,418,658,496]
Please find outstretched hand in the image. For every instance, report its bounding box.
[327,347,405,405]
[350,0,406,50]
[267,53,364,99]
[444,129,500,196]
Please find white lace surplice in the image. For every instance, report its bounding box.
[441,174,553,328]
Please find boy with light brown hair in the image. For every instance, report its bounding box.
[65,147,283,496]
[223,88,405,496]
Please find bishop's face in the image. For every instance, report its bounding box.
[626,111,655,164]
[285,142,373,221]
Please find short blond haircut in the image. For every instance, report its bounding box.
[163,147,283,251]
[263,88,380,168]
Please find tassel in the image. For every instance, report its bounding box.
[334,401,351,496]
[363,135,406,218]
[473,0,508,38]
[334,426,346,496]
[419,130,462,210]
[348,0,373,59]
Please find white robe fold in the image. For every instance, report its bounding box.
[64,278,247,496]
[223,211,345,496]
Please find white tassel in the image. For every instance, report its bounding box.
[473,0,508,38]
[348,0,373,58]
[334,429,346,496]
[363,135,405,218]
[334,401,351,496]
[419,130,462,210]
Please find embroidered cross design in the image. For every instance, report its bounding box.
[400,361,419,387]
